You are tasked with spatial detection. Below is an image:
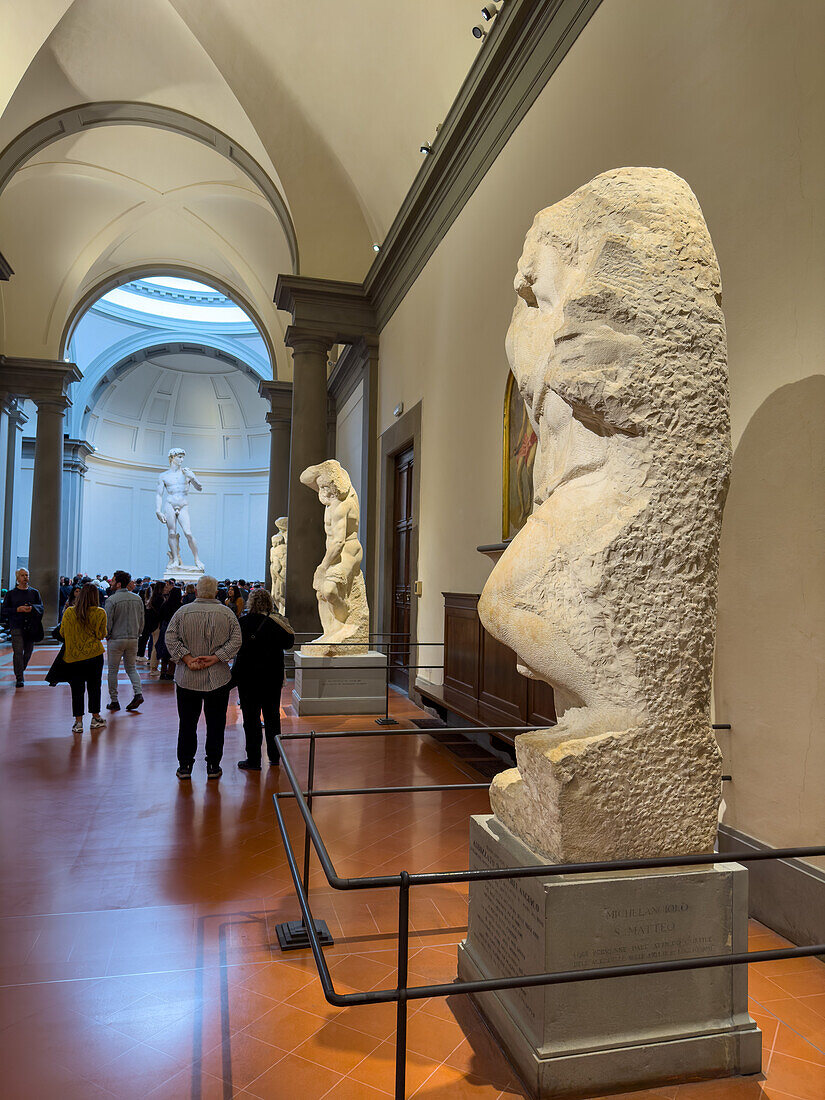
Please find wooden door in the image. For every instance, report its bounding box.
[389,445,414,688]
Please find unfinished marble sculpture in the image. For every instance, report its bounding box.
[269,517,288,615]
[300,460,369,656]
[479,168,730,862]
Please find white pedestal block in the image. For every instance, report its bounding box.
[457,815,762,1099]
[162,564,205,583]
[292,651,388,715]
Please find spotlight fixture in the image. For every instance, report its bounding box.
[373,243,381,253]
[472,23,487,39]
[481,2,502,19]
[420,141,432,155]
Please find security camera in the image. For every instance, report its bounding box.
[472,23,487,39]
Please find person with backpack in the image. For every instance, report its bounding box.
[232,588,293,770]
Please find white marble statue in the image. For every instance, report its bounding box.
[300,460,369,656]
[269,516,288,615]
[479,168,731,862]
[155,448,204,571]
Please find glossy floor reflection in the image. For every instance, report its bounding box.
[1,644,825,1098]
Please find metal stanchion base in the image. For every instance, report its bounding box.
[375,716,399,726]
[275,918,334,951]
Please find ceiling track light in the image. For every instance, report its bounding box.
[472,23,487,39]
[372,243,381,252]
[420,141,432,155]
[481,1,503,20]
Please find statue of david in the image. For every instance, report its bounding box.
[156,448,204,570]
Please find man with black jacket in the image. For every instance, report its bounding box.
[232,588,293,770]
[1,568,44,686]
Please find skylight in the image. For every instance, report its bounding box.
[100,281,253,325]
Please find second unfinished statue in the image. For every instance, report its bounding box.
[479,167,731,862]
[300,460,369,656]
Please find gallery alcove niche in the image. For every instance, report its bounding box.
[9,274,278,581]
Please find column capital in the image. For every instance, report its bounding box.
[259,378,293,422]
[283,326,334,357]
[0,356,81,405]
[63,437,95,475]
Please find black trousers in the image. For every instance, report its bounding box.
[67,654,103,716]
[176,683,231,768]
[237,681,282,765]
[10,628,34,682]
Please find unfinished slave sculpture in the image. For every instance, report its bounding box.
[479,167,731,861]
[269,517,288,615]
[300,460,369,656]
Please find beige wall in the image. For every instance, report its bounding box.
[377,0,825,862]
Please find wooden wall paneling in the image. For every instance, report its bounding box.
[528,678,557,726]
[478,628,527,725]
[443,592,481,718]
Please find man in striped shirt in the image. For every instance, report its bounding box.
[164,575,242,780]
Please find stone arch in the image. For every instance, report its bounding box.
[60,264,281,379]
[0,101,299,273]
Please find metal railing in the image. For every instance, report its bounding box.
[271,725,824,1098]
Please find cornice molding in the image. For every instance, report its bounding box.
[0,357,82,404]
[275,276,376,345]
[364,0,603,329]
[0,249,13,280]
[327,337,376,407]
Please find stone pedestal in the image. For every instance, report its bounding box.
[162,563,205,583]
[292,650,387,715]
[457,815,761,1099]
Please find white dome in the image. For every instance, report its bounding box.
[87,350,270,471]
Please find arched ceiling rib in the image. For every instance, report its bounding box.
[0,125,292,367]
[0,102,299,273]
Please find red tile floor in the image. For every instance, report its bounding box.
[1,643,824,1099]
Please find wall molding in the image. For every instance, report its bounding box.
[718,824,825,948]
[364,0,603,329]
[0,249,13,279]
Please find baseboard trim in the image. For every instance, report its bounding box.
[718,824,825,948]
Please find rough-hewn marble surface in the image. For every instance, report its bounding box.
[479,168,731,861]
[300,460,369,657]
[269,516,288,615]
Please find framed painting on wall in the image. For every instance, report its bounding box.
[502,372,537,540]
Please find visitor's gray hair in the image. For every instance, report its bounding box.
[196,575,218,598]
[247,588,273,616]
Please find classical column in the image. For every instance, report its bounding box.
[1,400,27,590]
[28,396,70,627]
[62,439,94,578]
[259,380,293,579]
[284,328,333,634]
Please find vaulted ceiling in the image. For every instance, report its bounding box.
[0,0,484,362]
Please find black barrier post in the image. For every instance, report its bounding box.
[395,871,411,1099]
[275,729,335,951]
[376,646,399,726]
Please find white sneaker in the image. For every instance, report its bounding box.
[90,716,107,729]
[72,719,83,734]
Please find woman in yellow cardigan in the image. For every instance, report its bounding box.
[60,583,108,734]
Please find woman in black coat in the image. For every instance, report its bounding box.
[156,584,182,680]
[232,588,294,770]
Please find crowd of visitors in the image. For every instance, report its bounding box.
[1,569,293,777]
